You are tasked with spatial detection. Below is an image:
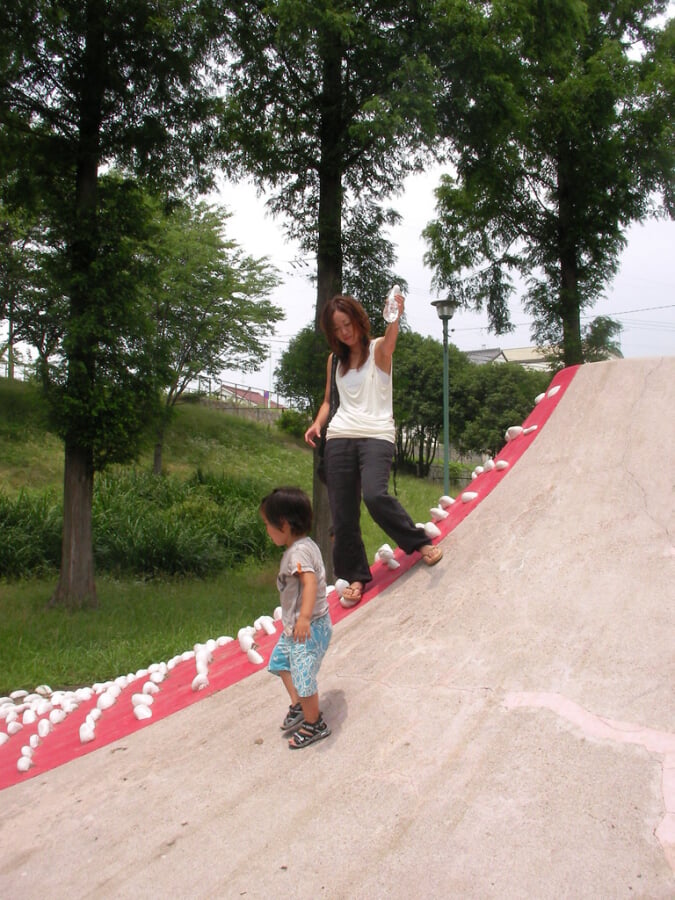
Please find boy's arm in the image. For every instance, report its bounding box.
[293,570,317,642]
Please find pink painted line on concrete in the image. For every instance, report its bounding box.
[504,690,675,870]
[0,365,579,791]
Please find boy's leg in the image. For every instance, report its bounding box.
[298,692,319,723]
[289,615,332,715]
[279,670,299,705]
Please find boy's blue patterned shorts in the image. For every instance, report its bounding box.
[268,612,332,697]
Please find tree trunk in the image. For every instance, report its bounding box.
[49,0,106,610]
[557,149,584,367]
[49,443,98,610]
[312,33,344,575]
[153,423,165,475]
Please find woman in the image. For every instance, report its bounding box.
[304,292,443,608]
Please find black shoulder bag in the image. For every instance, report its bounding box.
[317,353,339,484]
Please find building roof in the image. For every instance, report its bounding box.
[464,347,508,365]
[464,345,552,371]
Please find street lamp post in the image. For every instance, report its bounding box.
[431,297,459,496]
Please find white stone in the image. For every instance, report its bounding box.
[424,522,442,539]
[461,491,479,503]
[191,673,209,692]
[97,691,116,711]
[79,723,95,744]
[495,460,509,470]
[430,507,449,522]
[534,392,546,404]
[37,718,52,738]
[17,756,32,772]
[131,693,153,707]
[505,425,524,441]
[238,632,255,653]
[133,703,153,720]
[547,384,561,398]
[523,424,538,435]
[438,495,455,509]
[7,720,22,735]
[195,657,209,676]
[259,617,277,636]
[247,648,264,665]
[334,578,350,597]
[35,699,52,716]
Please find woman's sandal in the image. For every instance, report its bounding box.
[339,582,363,609]
[280,702,304,732]
[420,544,443,566]
[288,716,331,749]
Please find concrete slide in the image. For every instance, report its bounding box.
[0,357,673,898]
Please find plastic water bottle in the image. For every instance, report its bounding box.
[383,284,402,324]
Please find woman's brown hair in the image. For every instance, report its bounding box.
[320,295,371,372]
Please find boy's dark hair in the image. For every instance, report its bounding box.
[260,487,313,536]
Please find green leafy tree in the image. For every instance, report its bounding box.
[0,0,226,608]
[424,0,674,367]
[581,316,624,363]
[393,331,469,477]
[274,325,328,414]
[221,0,443,560]
[450,362,550,458]
[148,198,283,473]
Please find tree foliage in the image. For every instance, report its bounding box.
[274,324,328,414]
[450,362,550,459]
[0,0,227,608]
[220,0,445,562]
[147,197,282,471]
[424,0,674,366]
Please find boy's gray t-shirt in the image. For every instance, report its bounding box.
[277,536,329,634]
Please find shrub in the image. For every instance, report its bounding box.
[277,409,310,439]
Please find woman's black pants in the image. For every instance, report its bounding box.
[324,437,428,585]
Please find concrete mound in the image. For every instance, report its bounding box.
[1,357,673,899]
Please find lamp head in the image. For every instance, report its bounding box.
[431,296,460,321]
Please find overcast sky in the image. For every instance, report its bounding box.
[214,165,675,393]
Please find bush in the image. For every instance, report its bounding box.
[0,490,63,577]
[92,468,271,577]
[277,409,310,439]
[0,469,274,580]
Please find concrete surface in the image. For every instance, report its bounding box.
[0,357,673,899]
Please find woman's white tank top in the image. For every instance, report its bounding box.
[326,339,395,444]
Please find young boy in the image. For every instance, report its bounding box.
[259,487,332,749]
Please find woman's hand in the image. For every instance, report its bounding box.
[304,420,322,447]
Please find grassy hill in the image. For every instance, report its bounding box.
[0,377,445,695]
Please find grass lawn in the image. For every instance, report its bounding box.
[0,377,452,696]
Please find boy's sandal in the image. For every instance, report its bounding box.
[420,544,443,566]
[280,702,304,732]
[339,583,363,609]
[288,717,331,749]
